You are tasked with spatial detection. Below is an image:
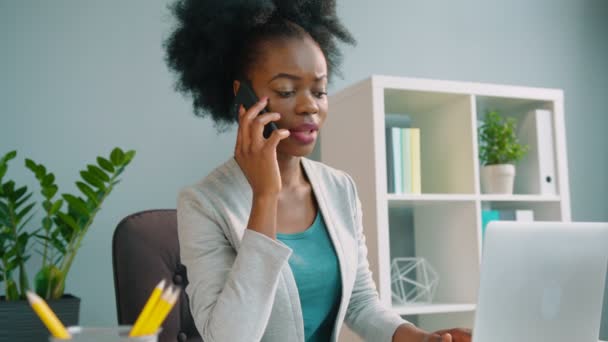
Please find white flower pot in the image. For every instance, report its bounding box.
[481,164,516,194]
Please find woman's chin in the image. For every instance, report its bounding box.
[278,143,317,158]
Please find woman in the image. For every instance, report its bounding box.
[165,1,472,341]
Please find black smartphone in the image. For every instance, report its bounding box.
[233,80,278,139]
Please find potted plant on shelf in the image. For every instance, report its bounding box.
[0,147,135,341]
[478,110,529,194]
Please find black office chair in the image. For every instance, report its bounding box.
[112,209,202,342]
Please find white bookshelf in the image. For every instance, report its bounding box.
[320,75,571,339]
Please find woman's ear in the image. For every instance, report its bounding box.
[233,80,241,96]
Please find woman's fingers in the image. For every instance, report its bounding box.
[251,112,282,148]
[424,332,453,342]
[265,128,290,150]
[433,328,471,341]
[239,96,269,152]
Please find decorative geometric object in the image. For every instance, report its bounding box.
[391,257,439,304]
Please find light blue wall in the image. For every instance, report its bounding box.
[1,0,607,338]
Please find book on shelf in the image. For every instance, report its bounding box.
[386,125,421,194]
[410,129,421,194]
[386,126,395,194]
[515,109,557,195]
[401,128,412,193]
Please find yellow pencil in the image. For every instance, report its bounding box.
[26,291,71,339]
[129,279,166,337]
[140,286,180,336]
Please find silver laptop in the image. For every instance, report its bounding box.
[473,221,608,342]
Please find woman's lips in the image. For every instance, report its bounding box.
[289,129,318,144]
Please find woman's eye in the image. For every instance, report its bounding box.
[276,91,295,98]
[314,91,328,98]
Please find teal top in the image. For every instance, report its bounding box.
[277,210,342,342]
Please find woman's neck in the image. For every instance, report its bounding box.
[277,154,307,191]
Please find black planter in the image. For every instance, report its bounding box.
[0,294,80,342]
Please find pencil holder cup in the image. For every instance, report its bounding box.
[48,325,161,342]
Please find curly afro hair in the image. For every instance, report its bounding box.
[163,0,356,132]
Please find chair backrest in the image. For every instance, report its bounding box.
[112,209,202,342]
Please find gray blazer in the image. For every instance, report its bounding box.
[177,157,410,342]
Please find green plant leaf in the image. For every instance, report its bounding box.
[42,200,52,212]
[16,203,35,221]
[0,201,9,217]
[122,150,136,166]
[50,236,66,254]
[42,217,53,230]
[16,234,30,257]
[35,265,63,299]
[15,192,33,208]
[56,212,80,233]
[2,181,15,196]
[17,213,35,232]
[0,164,7,181]
[0,232,10,243]
[62,194,89,219]
[14,185,28,201]
[41,185,58,199]
[80,170,105,190]
[76,182,99,205]
[35,164,47,180]
[49,199,63,216]
[42,173,55,187]
[19,264,30,295]
[24,158,37,173]
[97,157,115,173]
[87,164,110,182]
[2,150,17,163]
[53,219,73,242]
[110,148,125,166]
[6,279,19,300]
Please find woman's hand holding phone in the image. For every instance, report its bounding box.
[234,96,290,196]
[234,96,290,239]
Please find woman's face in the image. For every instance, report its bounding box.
[242,35,328,157]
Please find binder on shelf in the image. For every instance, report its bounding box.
[401,128,412,193]
[396,128,421,194]
[384,114,420,194]
[392,127,402,194]
[410,128,421,194]
[385,114,411,194]
[515,109,557,195]
[386,127,395,193]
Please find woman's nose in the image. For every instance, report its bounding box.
[296,92,319,115]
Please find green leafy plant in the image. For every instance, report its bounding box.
[0,147,135,300]
[478,111,529,166]
[0,151,36,301]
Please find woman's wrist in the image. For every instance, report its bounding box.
[392,323,426,342]
[247,194,279,239]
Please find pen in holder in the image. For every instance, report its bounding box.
[48,325,161,342]
[28,278,178,342]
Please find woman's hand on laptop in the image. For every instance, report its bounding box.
[393,324,471,342]
[429,328,472,342]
